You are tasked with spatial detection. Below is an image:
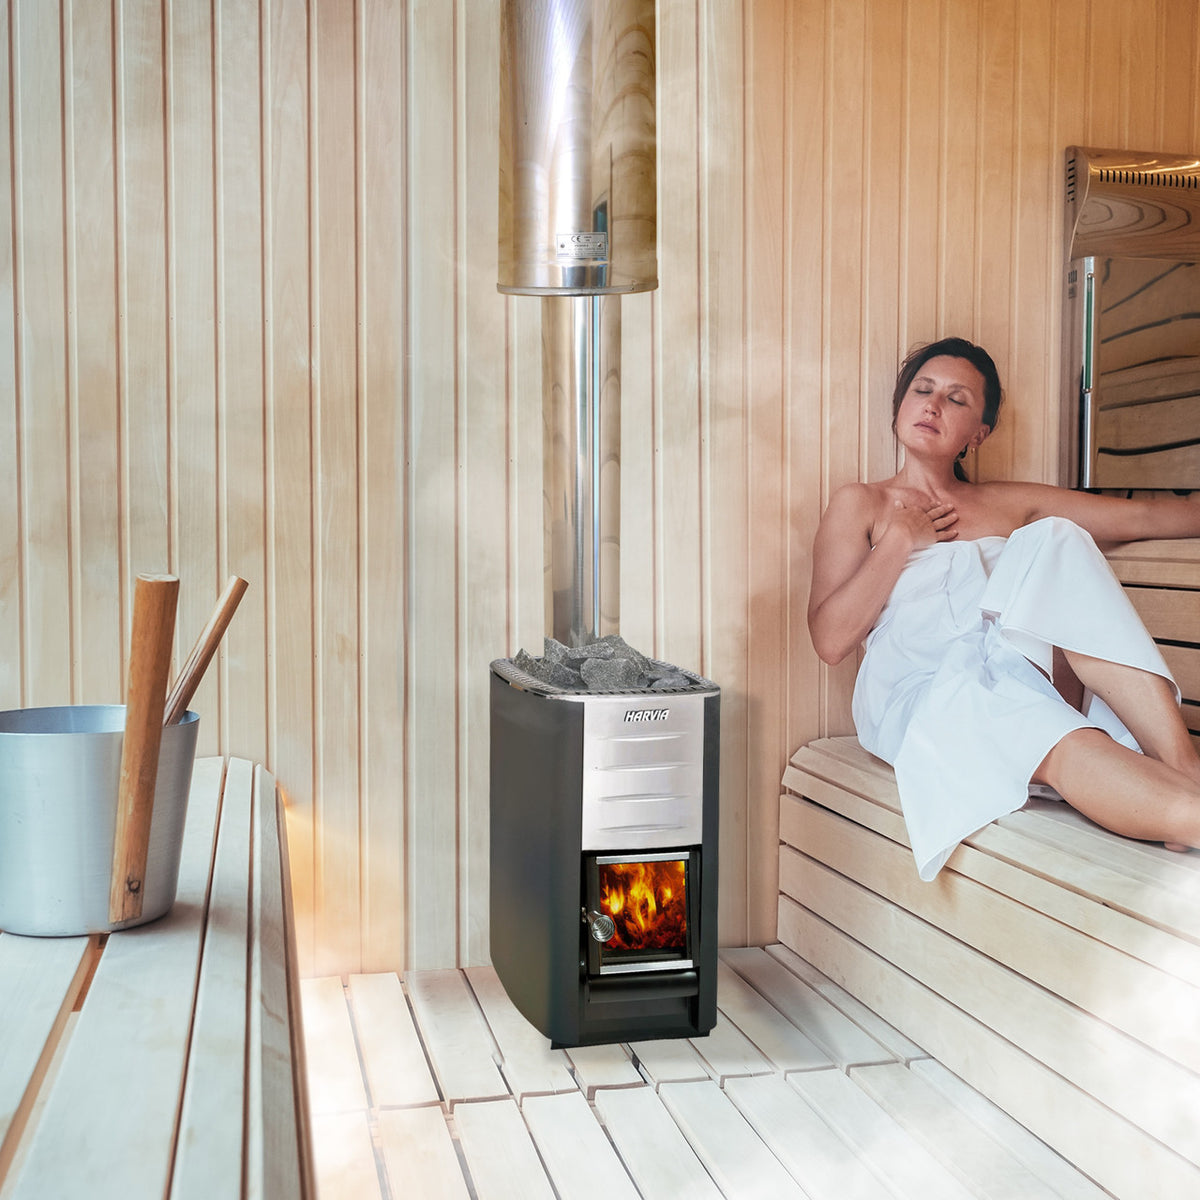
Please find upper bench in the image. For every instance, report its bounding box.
[0,756,315,1200]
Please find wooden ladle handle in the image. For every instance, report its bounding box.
[110,573,179,924]
[163,576,249,726]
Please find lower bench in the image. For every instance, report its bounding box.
[0,756,315,1200]
[779,735,1200,1200]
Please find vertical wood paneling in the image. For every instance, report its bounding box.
[14,0,71,706]
[67,0,122,706]
[265,0,317,970]
[0,0,18,704]
[312,0,362,976]
[655,0,704,672]
[167,0,219,745]
[405,0,459,971]
[457,0,506,968]
[742,0,786,950]
[215,0,269,763]
[3,0,1197,976]
[360,0,407,973]
[117,0,170,593]
[698,2,752,940]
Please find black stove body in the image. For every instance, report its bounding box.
[489,659,719,1047]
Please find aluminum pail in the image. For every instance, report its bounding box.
[0,705,199,936]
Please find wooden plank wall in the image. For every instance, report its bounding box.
[2,0,1198,977]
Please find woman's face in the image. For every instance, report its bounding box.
[895,355,991,459]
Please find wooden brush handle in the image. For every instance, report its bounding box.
[163,575,249,726]
[110,574,179,924]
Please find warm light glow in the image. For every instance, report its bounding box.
[598,859,687,951]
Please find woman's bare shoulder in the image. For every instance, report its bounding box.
[824,479,889,519]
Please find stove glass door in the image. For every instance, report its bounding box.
[585,849,697,975]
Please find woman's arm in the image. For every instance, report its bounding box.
[1012,482,1200,545]
[808,484,955,665]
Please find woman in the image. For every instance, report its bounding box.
[808,336,1200,878]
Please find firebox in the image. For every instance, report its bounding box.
[489,657,719,1047]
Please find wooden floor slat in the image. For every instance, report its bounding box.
[405,968,508,1105]
[722,1073,894,1200]
[300,949,1108,1199]
[375,1106,469,1199]
[463,966,575,1100]
[721,945,896,1068]
[788,1069,976,1200]
[592,1085,723,1199]
[714,960,832,1072]
[453,1098,556,1200]
[657,1078,809,1198]
[850,1061,1074,1200]
[522,1091,641,1200]
[908,1059,1112,1200]
[347,973,439,1107]
[300,977,368,1114]
[310,1111,382,1200]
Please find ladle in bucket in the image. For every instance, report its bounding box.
[109,574,179,924]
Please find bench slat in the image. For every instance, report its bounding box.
[790,737,1200,941]
[0,934,96,1182]
[785,799,1200,1078]
[247,766,310,1200]
[782,830,1200,1156]
[170,757,252,1200]
[8,756,224,1200]
[778,894,1200,1200]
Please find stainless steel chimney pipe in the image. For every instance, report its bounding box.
[498,0,657,647]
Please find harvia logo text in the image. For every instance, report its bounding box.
[624,708,670,723]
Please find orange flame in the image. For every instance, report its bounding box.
[598,859,687,951]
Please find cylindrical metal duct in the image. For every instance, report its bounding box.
[499,0,656,646]
[542,294,621,646]
[498,0,657,295]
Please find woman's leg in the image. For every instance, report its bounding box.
[1061,650,1200,782]
[1033,727,1200,851]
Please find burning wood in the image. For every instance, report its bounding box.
[597,858,688,951]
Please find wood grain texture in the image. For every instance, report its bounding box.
[4,0,1199,973]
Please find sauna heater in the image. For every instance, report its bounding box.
[490,0,720,1047]
[489,656,719,1047]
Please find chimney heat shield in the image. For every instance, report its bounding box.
[498,0,657,295]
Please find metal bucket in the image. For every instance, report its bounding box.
[0,705,199,936]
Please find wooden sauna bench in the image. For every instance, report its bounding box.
[0,757,315,1200]
[779,735,1200,1200]
[782,537,1200,1200]
[780,540,1200,1199]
